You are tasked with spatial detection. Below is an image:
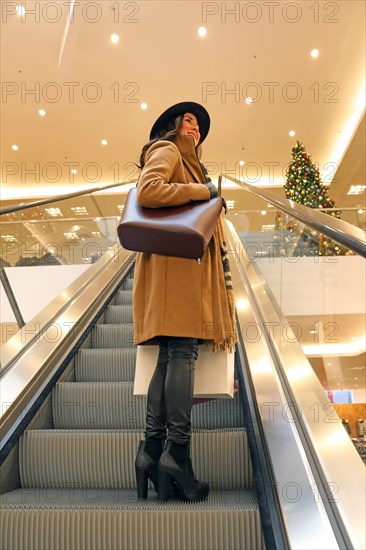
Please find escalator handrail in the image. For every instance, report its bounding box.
[0,180,135,216]
[224,175,366,258]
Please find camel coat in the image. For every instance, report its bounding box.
[132,134,234,346]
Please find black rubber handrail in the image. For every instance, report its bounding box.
[224,175,366,258]
[0,180,135,216]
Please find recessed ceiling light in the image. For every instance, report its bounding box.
[198,27,207,37]
[101,139,108,145]
[239,160,245,166]
[11,144,19,151]
[140,102,148,110]
[245,97,252,104]
[357,209,364,214]
[45,208,63,217]
[16,5,26,16]
[1,235,17,242]
[38,109,46,116]
[71,206,88,215]
[311,49,319,58]
[261,210,266,216]
[347,185,366,195]
[63,232,78,240]
[289,130,295,137]
[111,34,119,44]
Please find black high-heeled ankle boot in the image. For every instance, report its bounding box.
[158,441,209,502]
[135,439,164,499]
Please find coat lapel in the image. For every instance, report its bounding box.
[181,157,204,184]
[174,135,206,184]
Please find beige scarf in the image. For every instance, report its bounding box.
[209,216,238,353]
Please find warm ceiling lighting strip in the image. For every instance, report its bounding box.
[58,0,76,70]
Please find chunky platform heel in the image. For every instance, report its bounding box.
[135,468,149,499]
[158,471,173,502]
[158,441,209,502]
[135,439,164,499]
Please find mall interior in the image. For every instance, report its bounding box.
[0,1,365,549]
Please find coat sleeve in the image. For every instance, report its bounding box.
[137,141,210,208]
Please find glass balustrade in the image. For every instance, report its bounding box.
[228,191,366,464]
[0,183,135,267]
[0,183,133,347]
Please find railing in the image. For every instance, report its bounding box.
[1,182,135,348]
[0,180,133,215]
[223,175,366,258]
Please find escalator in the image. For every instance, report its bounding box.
[0,181,365,549]
[1,265,265,550]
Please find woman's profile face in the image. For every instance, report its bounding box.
[178,112,200,146]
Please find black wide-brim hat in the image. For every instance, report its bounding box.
[149,101,210,143]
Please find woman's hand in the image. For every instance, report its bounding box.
[204,180,227,212]
[205,181,218,199]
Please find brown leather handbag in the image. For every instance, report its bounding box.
[117,188,223,259]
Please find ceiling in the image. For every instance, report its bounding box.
[1,0,365,212]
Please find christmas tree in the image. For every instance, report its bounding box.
[284,140,337,212]
[281,140,345,256]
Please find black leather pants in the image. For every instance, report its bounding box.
[145,337,199,444]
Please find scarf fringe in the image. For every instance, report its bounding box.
[213,338,236,353]
[213,217,238,353]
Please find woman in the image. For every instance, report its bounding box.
[133,102,236,502]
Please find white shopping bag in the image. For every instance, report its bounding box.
[134,345,235,398]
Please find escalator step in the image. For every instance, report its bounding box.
[53,382,146,430]
[122,278,134,290]
[91,324,135,348]
[114,290,133,305]
[19,429,252,490]
[75,349,137,382]
[0,489,264,550]
[105,305,133,324]
[52,382,245,430]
